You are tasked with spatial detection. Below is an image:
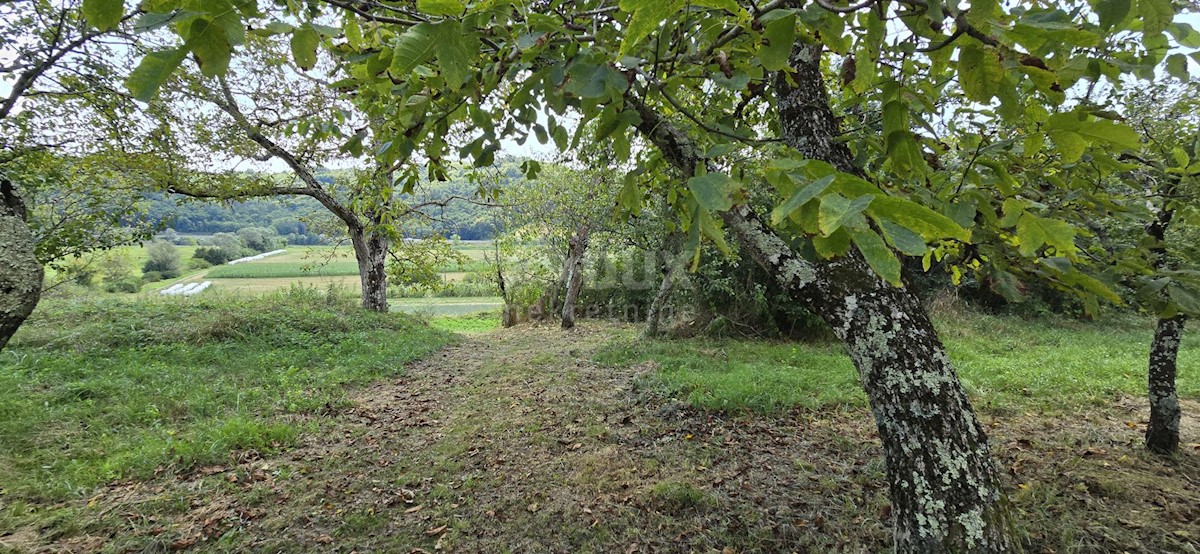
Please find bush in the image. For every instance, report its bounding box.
[187,257,213,271]
[142,240,181,279]
[104,278,142,293]
[142,271,163,283]
[193,246,230,266]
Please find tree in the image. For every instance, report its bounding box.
[1118,82,1200,455]
[1,0,143,349]
[142,31,476,311]
[502,163,624,328]
[142,240,181,279]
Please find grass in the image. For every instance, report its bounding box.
[391,296,504,317]
[206,261,362,279]
[597,309,1200,413]
[428,311,502,334]
[0,290,454,507]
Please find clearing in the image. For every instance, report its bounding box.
[3,312,1198,553]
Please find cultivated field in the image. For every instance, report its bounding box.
[134,242,499,314]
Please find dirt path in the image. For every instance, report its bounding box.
[23,323,1200,553]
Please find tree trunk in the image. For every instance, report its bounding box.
[627,41,1016,552]
[561,225,589,329]
[1147,315,1185,455]
[349,226,389,312]
[1,180,43,350]
[645,246,683,338]
[1144,195,1183,455]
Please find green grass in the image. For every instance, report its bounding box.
[429,311,502,334]
[206,260,362,278]
[597,310,1200,413]
[0,290,455,505]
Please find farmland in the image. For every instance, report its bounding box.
[130,242,502,315]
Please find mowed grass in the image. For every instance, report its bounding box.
[597,309,1200,413]
[206,260,362,279]
[198,243,492,280]
[0,290,454,508]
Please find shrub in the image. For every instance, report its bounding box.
[142,271,163,283]
[104,278,142,293]
[142,240,181,279]
[187,257,213,271]
[193,246,230,266]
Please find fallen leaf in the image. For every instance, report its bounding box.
[527,502,539,513]
[405,505,424,514]
[425,524,448,535]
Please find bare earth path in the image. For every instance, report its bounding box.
[17,322,1200,553]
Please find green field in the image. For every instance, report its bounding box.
[206,261,362,279]
[0,292,454,505]
[597,308,1199,413]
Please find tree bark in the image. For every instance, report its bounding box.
[1,179,43,350]
[349,225,389,312]
[1147,315,1185,455]
[645,243,684,338]
[1143,189,1184,455]
[561,225,590,329]
[627,42,1016,552]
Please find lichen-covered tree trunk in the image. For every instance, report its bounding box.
[1147,315,1185,454]
[628,41,1016,553]
[1,180,43,350]
[1144,197,1184,455]
[645,244,683,338]
[561,225,589,329]
[349,226,389,312]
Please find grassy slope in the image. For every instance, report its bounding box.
[0,291,454,510]
[596,309,1199,413]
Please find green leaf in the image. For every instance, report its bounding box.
[1166,53,1189,80]
[186,17,231,77]
[125,47,188,102]
[958,43,1005,102]
[565,64,629,99]
[617,178,643,216]
[345,17,364,49]
[435,22,474,90]
[687,172,736,212]
[619,0,685,55]
[813,228,852,258]
[878,219,927,256]
[697,208,731,254]
[83,0,124,30]
[1075,119,1142,150]
[1016,213,1077,257]
[990,270,1025,302]
[1168,283,1200,315]
[848,227,902,286]
[760,14,795,71]
[867,196,971,241]
[1095,0,1131,30]
[1048,130,1086,163]
[290,26,320,70]
[417,0,464,16]
[818,193,873,236]
[390,23,439,78]
[1138,0,1173,37]
[770,173,835,226]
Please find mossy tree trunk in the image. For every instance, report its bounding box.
[349,223,389,312]
[1143,193,1184,455]
[561,224,589,329]
[628,42,1016,553]
[1147,315,1185,454]
[645,240,684,338]
[1,178,43,350]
